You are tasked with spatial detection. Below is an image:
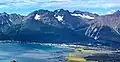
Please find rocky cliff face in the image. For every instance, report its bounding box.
[0,9,120,45]
[13,9,95,43]
[0,12,24,40]
[85,10,120,42]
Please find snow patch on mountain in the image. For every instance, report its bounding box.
[71,14,94,19]
[94,28,97,32]
[6,21,11,26]
[1,21,3,24]
[55,15,63,21]
[94,36,98,40]
[34,14,41,20]
[9,19,13,23]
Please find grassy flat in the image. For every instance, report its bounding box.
[67,55,86,62]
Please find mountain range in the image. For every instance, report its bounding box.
[0,9,120,46]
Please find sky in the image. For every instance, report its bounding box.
[0,0,120,15]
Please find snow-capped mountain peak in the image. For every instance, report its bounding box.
[34,14,41,20]
[71,13,94,19]
[55,15,63,21]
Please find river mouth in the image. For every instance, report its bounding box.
[0,42,120,62]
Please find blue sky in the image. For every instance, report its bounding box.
[0,0,120,15]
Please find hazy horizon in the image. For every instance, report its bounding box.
[0,0,120,15]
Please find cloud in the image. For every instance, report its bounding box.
[0,0,120,9]
[0,5,8,8]
[0,3,7,5]
[0,0,120,15]
[34,0,120,9]
[107,10,117,14]
[92,12,99,14]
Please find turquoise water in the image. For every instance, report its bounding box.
[0,43,70,62]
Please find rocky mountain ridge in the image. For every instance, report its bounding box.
[0,9,119,45]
